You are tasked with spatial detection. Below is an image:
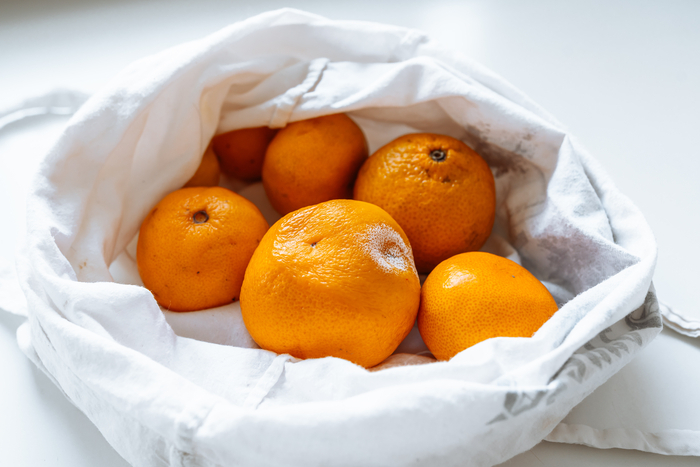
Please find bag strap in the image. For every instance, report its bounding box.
[546,423,700,456]
[0,88,88,132]
[660,302,700,338]
[0,89,88,316]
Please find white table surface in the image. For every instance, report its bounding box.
[1,0,699,465]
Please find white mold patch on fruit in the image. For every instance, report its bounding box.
[357,224,417,276]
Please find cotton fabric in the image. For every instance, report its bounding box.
[9,9,667,466]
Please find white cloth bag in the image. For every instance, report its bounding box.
[14,9,661,467]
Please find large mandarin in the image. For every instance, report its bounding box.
[354,133,496,273]
[240,199,421,368]
[418,252,559,361]
[137,186,269,311]
[262,113,368,215]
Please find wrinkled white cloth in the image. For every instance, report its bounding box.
[10,8,667,467]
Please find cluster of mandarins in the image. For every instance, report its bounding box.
[136,114,558,369]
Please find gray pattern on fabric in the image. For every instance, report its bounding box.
[489,289,662,426]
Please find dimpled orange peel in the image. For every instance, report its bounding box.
[240,199,421,368]
[354,133,496,273]
[262,113,368,215]
[418,251,559,361]
[137,186,269,311]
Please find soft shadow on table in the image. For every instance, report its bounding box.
[669,327,700,351]
[0,309,24,333]
[500,441,700,467]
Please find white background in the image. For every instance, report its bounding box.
[1,0,699,465]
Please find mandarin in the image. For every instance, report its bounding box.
[183,144,220,188]
[240,199,420,368]
[353,133,496,273]
[137,186,269,311]
[418,252,558,361]
[262,113,368,215]
[212,126,277,181]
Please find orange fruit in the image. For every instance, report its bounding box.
[240,199,420,368]
[183,144,220,188]
[353,133,496,273]
[262,113,368,215]
[418,252,558,361]
[212,126,277,180]
[137,186,269,311]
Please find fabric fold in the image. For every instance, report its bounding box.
[11,8,666,466]
[660,302,700,338]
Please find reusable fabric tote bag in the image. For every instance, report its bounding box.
[12,9,660,467]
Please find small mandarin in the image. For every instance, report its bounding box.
[137,186,269,311]
[354,133,496,273]
[418,252,559,361]
[183,144,220,188]
[212,126,277,181]
[262,113,368,215]
[240,199,420,368]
